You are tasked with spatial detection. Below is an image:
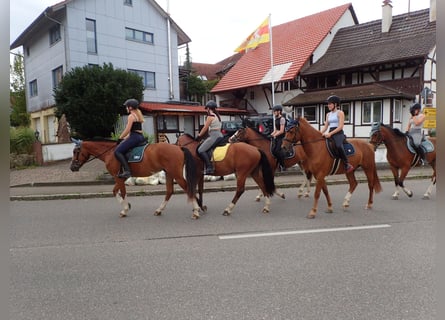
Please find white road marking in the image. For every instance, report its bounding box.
[219,224,391,240]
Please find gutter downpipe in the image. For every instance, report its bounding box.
[166,1,174,100]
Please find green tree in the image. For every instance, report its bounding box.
[10,52,30,127]
[54,63,144,138]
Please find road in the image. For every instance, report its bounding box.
[10,180,436,320]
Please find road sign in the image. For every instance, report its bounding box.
[423,107,436,128]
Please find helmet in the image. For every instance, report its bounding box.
[205,100,217,109]
[410,103,421,116]
[272,105,283,112]
[123,99,139,109]
[326,95,340,105]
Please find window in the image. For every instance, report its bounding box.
[29,80,38,97]
[157,116,179,132]
[49,25,61,45]
[52,66,63,89]
[129,69,156,89]
[295,106,316,122]
[340,103,351,123]
[362,101,382,124]
[125,27,154,44]
[393,99,402,122]
[86,19,97,53]
[124,0,132,5]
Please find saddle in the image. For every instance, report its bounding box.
[125,139,149,163]
[325,138,355,159]
[198,136,230,162]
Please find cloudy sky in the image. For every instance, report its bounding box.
[10,0,431,64]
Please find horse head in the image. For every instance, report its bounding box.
[70,138,86,171]
[229,128,246,143]
[369,122,383,150]
[282,118,300,153]
[175,133,197,148]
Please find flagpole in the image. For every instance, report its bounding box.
[268,13,275,107]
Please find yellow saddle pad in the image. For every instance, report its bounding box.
[211,144,230,161]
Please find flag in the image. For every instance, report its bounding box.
[234,16,270,53]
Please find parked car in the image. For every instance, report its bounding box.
[221,120,244,137]
[244,115,274,136]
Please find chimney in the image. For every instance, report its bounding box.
[430,0,436,22]
[382,0,393,33]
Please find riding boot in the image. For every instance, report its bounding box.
[200,152,214,175]
[417,146,426,165]
[115,152,131,179]
[339,148,354,173]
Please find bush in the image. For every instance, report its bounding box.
[10,127,35,154]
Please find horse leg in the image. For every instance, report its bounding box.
[308,179,327,218]
[342,174,358,209]
[298,173,311,198]
[113,182,130,217]
[397,168,413,198]
[173,176,201,219]
[197,175,207,212]
[390,167,401,200]
[251,174,273,214]
[321,182,333,213]
[223,175,247,216]
[154,175,174,216]
[423,175,436,199]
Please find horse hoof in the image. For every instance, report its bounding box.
[307,214,316,219]
[262,208,270,214]
[255,197,261,202]
[407,192,413,198]
[422,195,430,200]
[365,205,372,210]
[202,205,208,212]
[192,213,200,219]
[391,196,399,200]
[280,194,286,199]
[325,208,333,214]
[222,211,231,216]
[120,213,127,218]
[154,211,162,216]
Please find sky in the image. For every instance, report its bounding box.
[10,0,431,64]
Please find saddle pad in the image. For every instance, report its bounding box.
[406,139,434,154]
[127,144,149,163]
[325,140,355,158]
[212,144,230,161]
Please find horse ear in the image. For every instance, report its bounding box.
[71,138,81,146]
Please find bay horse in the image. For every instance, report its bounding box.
[281,116,382,219]
[229,127,313,199]
[70,139,200,218]
[369,122,436,199]
[175,133,276,216]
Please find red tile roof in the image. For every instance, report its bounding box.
[140,102,248,115]
[212,3,354,93]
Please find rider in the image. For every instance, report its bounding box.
[270,104,287,171]
[320,95,354,173]
[406,102,426,163]
[196,100,223,175]
[114,98,146,179]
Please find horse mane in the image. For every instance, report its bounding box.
[181,133,195,140]
[85,137,116,143]
[381,123,406,137]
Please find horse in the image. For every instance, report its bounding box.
[229,127,313,199]
[175,133,276,216]
[281,116,382,219]
[70,139,201,218]
[369,122,436,199]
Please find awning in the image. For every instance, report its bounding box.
[140,102,249,116]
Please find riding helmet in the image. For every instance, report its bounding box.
[326,95,341,105]
[123,99,139,109]
[409,103,421,116]
[272,105,283,112]
[205,100,217,109]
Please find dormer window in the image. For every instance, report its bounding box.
[49,25,61,45]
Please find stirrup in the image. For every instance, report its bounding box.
[345,164,354,173]
[204,168,215,175]
[117,171,131,179]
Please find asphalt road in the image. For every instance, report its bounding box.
[10,180,436,320]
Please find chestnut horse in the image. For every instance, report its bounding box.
[281,117,382,219]
[70,139,200,218]
[229,127,313,199]
[369,122,436,199]
[175,134,276,215]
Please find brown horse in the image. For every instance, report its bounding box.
[369,122,436,199]
[70,139,200,218]
[175,134,276,215]
[229,127,313,199]
[281,117,382,218]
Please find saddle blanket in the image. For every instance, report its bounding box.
[211,144,230,161]
[126,144,149,163]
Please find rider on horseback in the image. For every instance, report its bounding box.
[406,102,426,164]
[320,95,354,173]
[114,99,146,179]
[270,104,287,171]
[196,100,223,175]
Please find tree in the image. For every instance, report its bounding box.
[54,63,144,138]
[10,52,30,127]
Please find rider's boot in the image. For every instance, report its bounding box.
[115,152,131,179]
[200,152,214,175]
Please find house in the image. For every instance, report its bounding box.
[10,0,191,146]
[211,3,359,116]
[284,1,436,138]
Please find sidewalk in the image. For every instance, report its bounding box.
[10,159,433,201]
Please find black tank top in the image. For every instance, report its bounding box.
[131,121,142,132]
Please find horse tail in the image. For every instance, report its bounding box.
[258,149,276,196]
[373,166,382,194]
[181,147,198,200]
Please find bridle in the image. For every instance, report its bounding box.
[369,129,383,151]
[71,141,115,170]
[229,128,267,144]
